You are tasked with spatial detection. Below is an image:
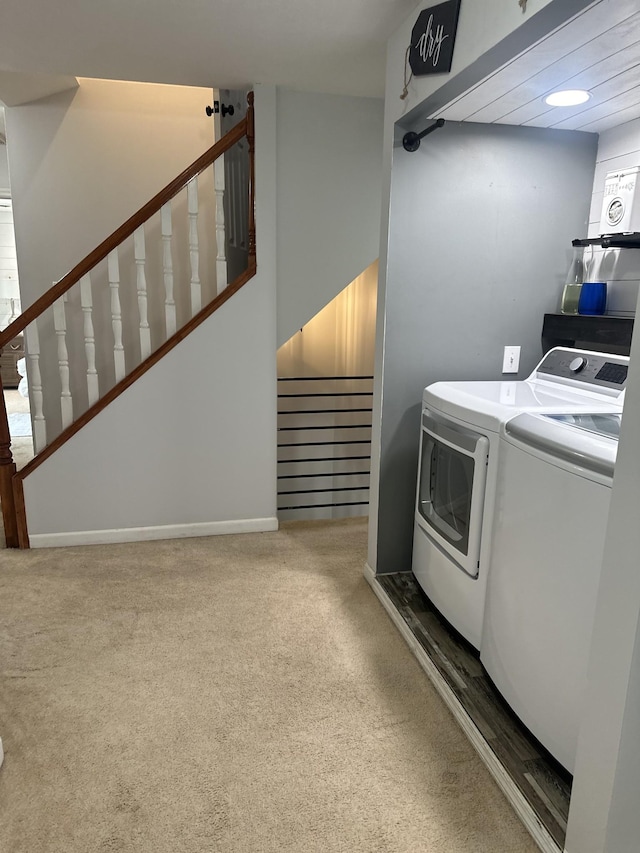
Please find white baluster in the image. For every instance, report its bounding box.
[79,274,99,406]
[161,203,176,337]
[238,142,248,250]
[53,297,73,430]
[187,177,201,314]
[24,321,46,452]
[213,158,228,293]
[108,250,126,382]
[134,226,151,360]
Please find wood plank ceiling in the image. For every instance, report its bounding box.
[438,0,640,133]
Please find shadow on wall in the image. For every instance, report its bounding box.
[376,402,423,574]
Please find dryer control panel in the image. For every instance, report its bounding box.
[534,348,629,395]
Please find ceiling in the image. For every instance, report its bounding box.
[0,0,637,135]
[0,0,418,100]
[436,0,640,133]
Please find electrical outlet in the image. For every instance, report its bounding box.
[502,345,521,374]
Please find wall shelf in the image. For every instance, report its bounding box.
[572,233,640,249]
[542,313,634,357]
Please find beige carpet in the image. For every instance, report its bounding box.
[0,519,538,852]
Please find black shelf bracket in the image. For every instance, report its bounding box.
[402,118,445,152]
[572,232,640,249]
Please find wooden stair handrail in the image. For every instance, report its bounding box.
[0,104,250,350]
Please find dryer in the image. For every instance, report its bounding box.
[412,348,628,651]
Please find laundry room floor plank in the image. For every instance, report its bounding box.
[377,572,571,851]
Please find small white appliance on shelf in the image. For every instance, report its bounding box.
[599,167,640,235]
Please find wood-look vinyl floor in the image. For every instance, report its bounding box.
[377,572,571,851]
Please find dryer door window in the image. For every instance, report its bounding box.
[419,434,474,554]
[416,411,489,578]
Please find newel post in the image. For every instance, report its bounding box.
[0,371,19,547]
[246,91,256,273]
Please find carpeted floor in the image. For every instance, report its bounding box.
[0,519,538,852]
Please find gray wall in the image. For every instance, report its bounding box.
[373,120,598,574]
[276,89,383,347]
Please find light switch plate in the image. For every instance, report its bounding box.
[502,346,521,374]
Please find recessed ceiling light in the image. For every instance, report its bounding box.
[544,89,591,107]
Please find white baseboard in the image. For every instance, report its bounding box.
[363,564,562,853]
[29,517,279,549]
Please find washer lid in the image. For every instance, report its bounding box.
[543,412,621,440]
[504,412,619,480]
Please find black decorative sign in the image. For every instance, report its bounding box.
[409,0,462,76]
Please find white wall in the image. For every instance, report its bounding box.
[5,77,217,435]
[1,112,19,327]
[24,277,278,544]
[0,199,19,328]
[23,84,278,546]
[0,124,14,329]
[6,78,215,308]
[586,118,640,316]
[276,89,383,346]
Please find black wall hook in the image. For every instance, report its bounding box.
[402,118,445,152]
[205,102,235,118]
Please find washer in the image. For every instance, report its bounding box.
[481,396,626,773]
[412,348,628,651]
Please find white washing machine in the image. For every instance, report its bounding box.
[412,348,628,651]
[481,360,627,772]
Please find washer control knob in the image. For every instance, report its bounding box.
[569,356,588,373]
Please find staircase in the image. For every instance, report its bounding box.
[0,94,256,548]
[277,375,373,520]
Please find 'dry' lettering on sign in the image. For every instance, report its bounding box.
[409,0,462,76]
